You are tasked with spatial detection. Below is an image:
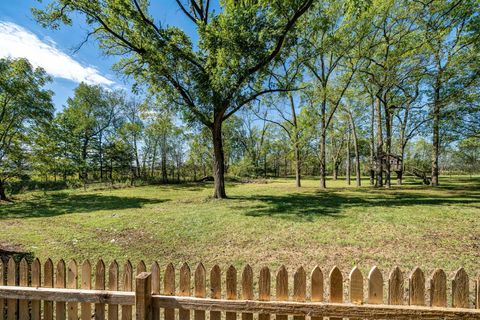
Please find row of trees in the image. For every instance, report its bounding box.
[1,0,478,200]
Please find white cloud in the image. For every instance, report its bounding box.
[0,21,114,86]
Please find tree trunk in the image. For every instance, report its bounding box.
[151,141,158,178]
[212,121,227,198]
[370,99,375,186]
[333,161,339,180]
[134,136,141,178]
[398,143,406,186]
[294,143,301,187]
[346,128,351,186]
[99,134,104,181]
[347,110,361,187]
[431,78,441,187]
[319,88,327,189]
[161,150,168,183]
[290,93,301,188]
[0,180,7,201]
[82,138,88,182]
[375,97,383,187]
[384,101,392,189]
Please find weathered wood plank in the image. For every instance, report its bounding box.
[241,265,253,320]
[164,263,175,320]
[310,266,323,320]
[368,266,383,305]
[148,295,480,320]
[452,267,469,308]
[44,258,54,320]
[477,273,480,309]
[1,285,480,320]
[329,266,343,320]
[108,260,119,320]
[276,265,288,320]
[329,267,343,303]
[294,267,306,320]
[31,258,41,320]
[56,259,67,320]
[151,261,160,320]
[226,265,237,320]
[0,285,134,304]
[349,266,363,304]
[259,266,271,320]
[122,260,133,320]
[195,263,206,320]
[211,265,222,320]
[137,261,146,275]
[95,259,106,319]
[349,266,363,320]
[180,263,191,320]
[18,258,29,320]
[408,267,424,306]
[388,266,403,305]
[95,259,105,320]
[135,272,152,320]
[430,268,447,307]
[0,260,4,320]
[7,257,17,320]
[81,260,92,320]
[67,260,78,320]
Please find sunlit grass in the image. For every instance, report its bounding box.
[0,176,478,277]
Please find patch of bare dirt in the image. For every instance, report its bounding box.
[96,228,152,249]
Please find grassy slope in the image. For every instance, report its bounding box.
[0,176,478,277]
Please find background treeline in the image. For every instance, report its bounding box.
[1,0,479,199]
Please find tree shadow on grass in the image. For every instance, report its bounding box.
[0,193,168,219]
[232,188,480,222]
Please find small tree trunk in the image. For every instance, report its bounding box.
[134,137,141,178]
[431,83,441,187]
[397,171,403,186]
[294,143,301,187]
[346,129,351,186]
[333,161,338,180]
[99,134,104,181]
[375,96,383,187]
[370,99,375,186]
[161,150,168,183]
[151,141,158,178]
[347,110,361,187]
[212,121,227,199]
[82,139,88,182]
[319,130,327,188]
[0,180,7,201]
[384,102,392,189]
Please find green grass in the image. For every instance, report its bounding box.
[0,176,479,277]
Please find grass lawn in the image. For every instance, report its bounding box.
[0,176,479,278]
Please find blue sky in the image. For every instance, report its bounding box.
[0,0,206,111]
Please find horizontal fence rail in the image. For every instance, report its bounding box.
[0,257,479,319]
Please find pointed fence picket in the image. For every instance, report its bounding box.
[0,259,479,320]
[108,261,119,320]
[194,263,206,320]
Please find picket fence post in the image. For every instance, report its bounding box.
[136,272,152,320]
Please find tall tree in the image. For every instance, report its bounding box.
[302,0,365,188]
[34,0,314,198]
[60,83,119,183]
[416,0,480,186]
[0,58,53,201]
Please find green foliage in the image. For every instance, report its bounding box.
[0,58,53,187]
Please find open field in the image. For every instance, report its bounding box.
[0,176,479,277]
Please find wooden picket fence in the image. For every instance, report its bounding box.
[0,257,480,319]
